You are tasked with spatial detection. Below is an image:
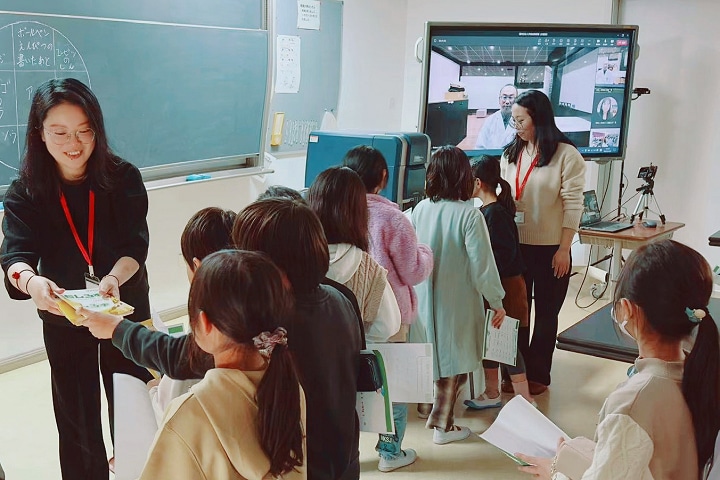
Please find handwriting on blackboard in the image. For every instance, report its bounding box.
[0,20,90,182]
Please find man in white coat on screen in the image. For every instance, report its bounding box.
[475,84,518,149]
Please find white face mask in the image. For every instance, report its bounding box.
[611,305,634,339]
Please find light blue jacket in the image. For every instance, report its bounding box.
[410,199,505,379]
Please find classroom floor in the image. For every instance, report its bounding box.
[0,273,629,480]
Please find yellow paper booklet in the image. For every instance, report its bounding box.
[55,289,134,326]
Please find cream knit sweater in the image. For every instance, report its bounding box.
[501,142,586,245]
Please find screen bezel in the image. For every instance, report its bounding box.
[418,22,639,161]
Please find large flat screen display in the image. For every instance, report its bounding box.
[419,23,639,160]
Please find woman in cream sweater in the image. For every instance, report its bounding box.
[500,90,586,394]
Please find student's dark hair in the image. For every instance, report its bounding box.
[256,185,305,202]
[614,239,719,469]
[232,198,329,294]
[20,78,121,198]
[504,90,574,168]
[471,155,516,216]
[425,145,473,202]
[307,166,369,251]
[342,145,388,193]
[188,250,303,476]
[180,207,236,269]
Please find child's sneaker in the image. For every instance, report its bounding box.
[464,394,502,410]
[378,449,418,472]
[433,425,471,444]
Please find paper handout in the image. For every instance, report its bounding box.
[367,342,433,404]
[479,396,570,466]
[482,310,519,366]
[113,373,158,480]
[55,288,134,325]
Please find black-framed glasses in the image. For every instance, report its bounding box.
[43,128,96,145]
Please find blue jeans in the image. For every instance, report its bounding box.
[376,403,408,459]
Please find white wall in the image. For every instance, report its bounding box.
[335,0,408,131]
[618,0,720,269]
[428,51,461,103]
[559,49,599,113]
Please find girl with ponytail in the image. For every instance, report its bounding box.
[517,239,719,479]
[140,250,305,479]
[464,155,536,410]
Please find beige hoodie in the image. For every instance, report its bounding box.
[140,368,306,480]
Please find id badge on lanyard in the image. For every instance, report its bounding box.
[60,190,98,288]
[514,151,539,225]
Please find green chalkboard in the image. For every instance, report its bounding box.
[0,3,268,190]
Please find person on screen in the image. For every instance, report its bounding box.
[597,97,616,120]
[500,90,585,396]
[595,63,609,84]
[475,84,518,149]
[517,240,719,479]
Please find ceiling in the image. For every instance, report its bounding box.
[434,45,581,65]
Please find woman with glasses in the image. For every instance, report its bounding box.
[0,78,153,479]
[500,90,585,396]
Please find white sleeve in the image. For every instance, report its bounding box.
[580,414,654,480]
[475,114,495,149]
[364,283,401,343]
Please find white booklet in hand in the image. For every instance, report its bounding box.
[479,396,570,466]
[482,310,519,366]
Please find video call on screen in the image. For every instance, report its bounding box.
[424,29,633,158]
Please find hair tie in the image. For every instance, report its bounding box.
[685,307,707,324]
[253,327,288,359]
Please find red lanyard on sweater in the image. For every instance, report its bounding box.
[60,190,96,276]
[515,150,540,201]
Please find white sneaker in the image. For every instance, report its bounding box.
[378,448,418,472]
[433,425,471,445]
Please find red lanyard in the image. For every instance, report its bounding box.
[60,190,96,276]
[515,149,540,201]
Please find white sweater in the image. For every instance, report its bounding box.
[501,142,585,245]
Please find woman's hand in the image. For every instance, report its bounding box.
[76,307,123,339]
[491,307,506,328]
[99,275,120,299]
[26,276,64,316]
[551,247,571,278]
[516,454,553,479]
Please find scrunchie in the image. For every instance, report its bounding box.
[252,327,288,359]
[685,307,707,324]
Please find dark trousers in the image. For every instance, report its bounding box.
[519,244,571,386]
[43,322,153,480]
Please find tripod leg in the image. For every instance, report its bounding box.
[650,194,666,224]
[630,194,645,223]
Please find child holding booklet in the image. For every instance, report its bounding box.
[119,250,305,479]
[517,240,719,479]
[465,155,535,409]
[147,206,236,421]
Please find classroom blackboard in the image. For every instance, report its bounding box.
[0,2,268,190]
[266,0,342,154]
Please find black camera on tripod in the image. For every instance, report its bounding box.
[637,165,657,180]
